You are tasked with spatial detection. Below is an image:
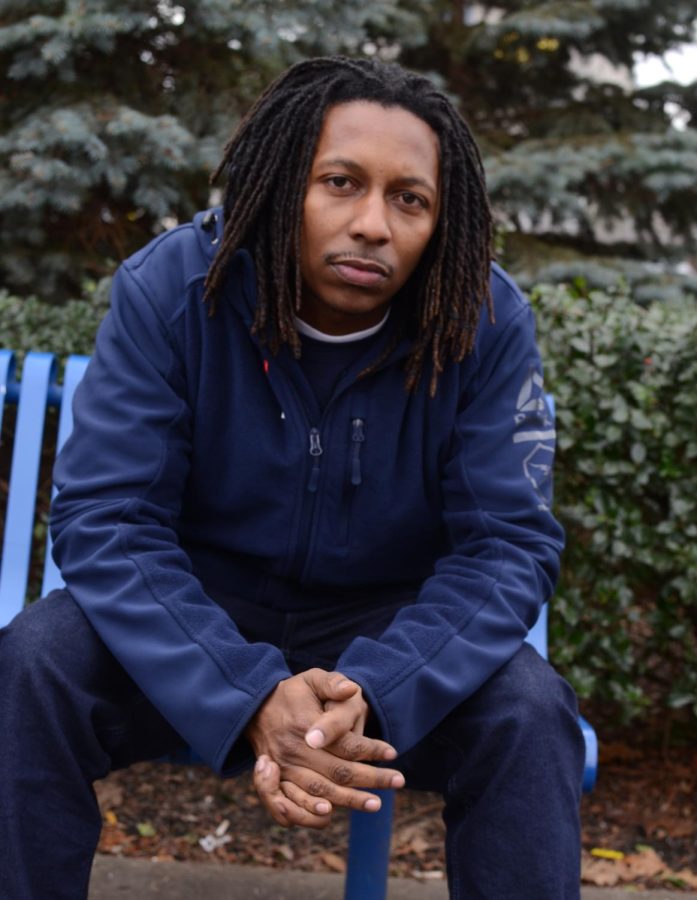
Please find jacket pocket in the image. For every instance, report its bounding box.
[339,417,365,547]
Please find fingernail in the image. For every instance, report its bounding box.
[315,801,331,815]
[391,773,405,788]
[364,797,381,812]
[255,757,268,775]
[383,746,397,760]
[305,728,325,749]
[335,679,353,690]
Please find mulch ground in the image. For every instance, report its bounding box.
[94,740,697,891]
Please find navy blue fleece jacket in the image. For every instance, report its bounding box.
[50,209,564,775]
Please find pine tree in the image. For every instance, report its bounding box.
[0,0,426,299]
[4,1,695,301]
[400,0,697,300]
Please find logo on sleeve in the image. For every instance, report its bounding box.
[513,368,556,510]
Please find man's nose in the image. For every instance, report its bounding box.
[348,192,391,244]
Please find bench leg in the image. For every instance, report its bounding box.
[344,789,394,900]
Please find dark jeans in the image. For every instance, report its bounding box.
[0,590,585,899]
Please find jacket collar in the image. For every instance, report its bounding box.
[195,206,415,370]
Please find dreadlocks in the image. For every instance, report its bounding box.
[203,56,493,396]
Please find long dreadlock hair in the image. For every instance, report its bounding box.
[203,55,493,396]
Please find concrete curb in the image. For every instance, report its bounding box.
[89,856,697,899]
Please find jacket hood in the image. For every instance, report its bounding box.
[192,207,225,263]
[191,207,259,330]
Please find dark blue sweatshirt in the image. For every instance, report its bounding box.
[50,209,564,775]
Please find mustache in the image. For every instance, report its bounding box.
[324,252,394,277]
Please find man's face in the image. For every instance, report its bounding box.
[299,101,440,335]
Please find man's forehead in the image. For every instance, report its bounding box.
[311,101,440,184]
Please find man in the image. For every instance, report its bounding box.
[0,56,585,898]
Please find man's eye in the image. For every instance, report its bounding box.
[327,176,351,189]
[400,192,426,208]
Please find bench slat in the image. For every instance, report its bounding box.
[42,355,91,597]
[0,350,16,435]
[0,352,56,626]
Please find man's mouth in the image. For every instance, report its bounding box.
[328,257,391,288]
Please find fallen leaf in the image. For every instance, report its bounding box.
[320,851,346,873]
[97,825,131,855]
[198,833,232,852]
[214,819,230,837]
[395,824,423,844]
[591,848,625,860]
[136,822,157,838]
[395,836,431,855]
[94,779,124,812]
[582,858,621,887]
[621,847,664,880]
[666,869,697,889]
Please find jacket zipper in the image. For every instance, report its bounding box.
[350,418,365,486]
[307,427,323,493]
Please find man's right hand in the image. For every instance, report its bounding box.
[245,668,404,829]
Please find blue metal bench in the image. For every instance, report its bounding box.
[0,349,598,900]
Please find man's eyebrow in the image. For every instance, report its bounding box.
[316,157,438,194]
[399,175,437,193]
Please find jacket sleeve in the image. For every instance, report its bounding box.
[50,263,291,774]
[335,299,565,755]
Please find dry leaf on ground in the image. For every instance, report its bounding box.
[319,851,346,873]
[92,744,697,889]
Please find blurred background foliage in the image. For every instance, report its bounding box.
[1,0,696,738]
[0,0,428,297]
[1,0,696,300]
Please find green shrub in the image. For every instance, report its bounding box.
[0,281,110,365]
[532,281,697,734]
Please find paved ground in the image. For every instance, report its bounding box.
[89,857,697,899]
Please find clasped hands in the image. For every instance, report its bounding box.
[244,668,404,829]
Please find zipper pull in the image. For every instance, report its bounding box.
[351,418,365,486]
[307,427,323,493]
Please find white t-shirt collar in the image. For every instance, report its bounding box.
[294,309,390,344]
